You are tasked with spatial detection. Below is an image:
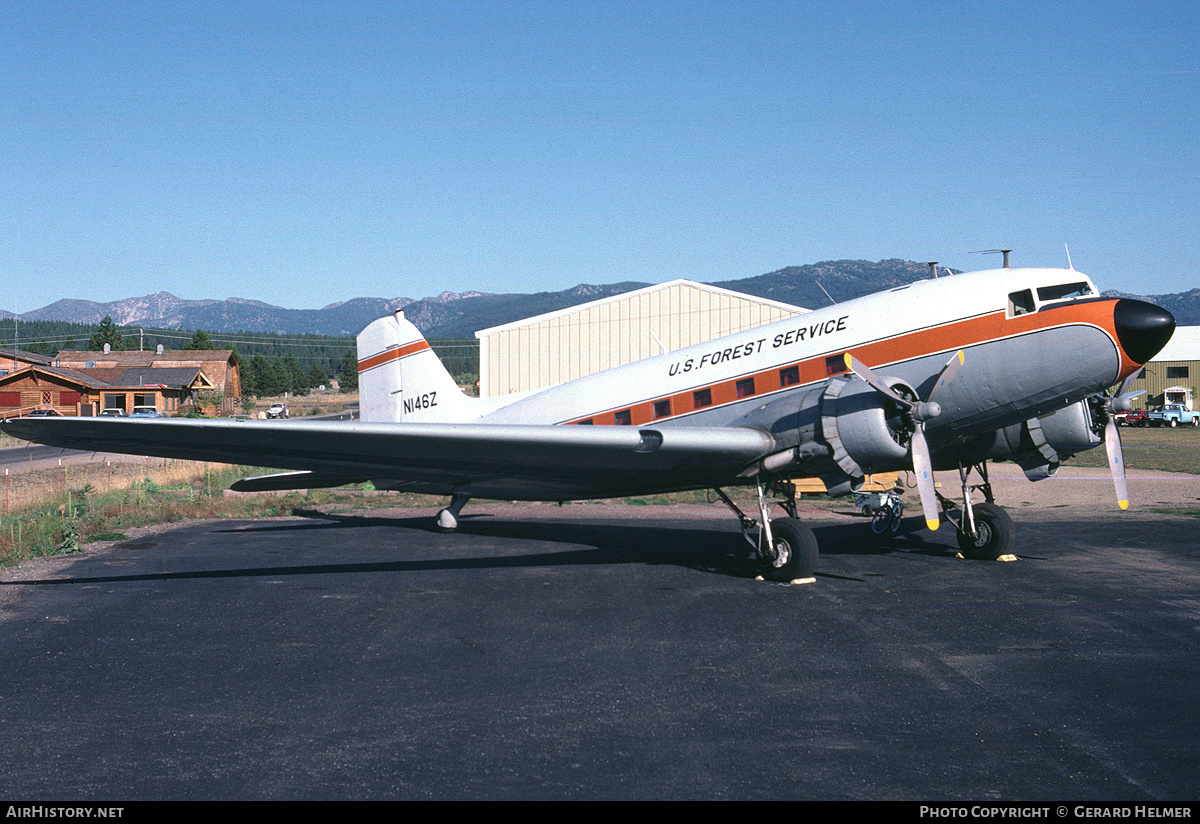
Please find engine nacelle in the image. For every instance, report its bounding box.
[966,399,1103,480]
[821,375,913,478]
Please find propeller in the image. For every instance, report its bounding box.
[843,351,964,532]
[1095,372,1145,511]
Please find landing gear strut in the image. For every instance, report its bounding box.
[936,462,1015,560]
[713,476,818,583]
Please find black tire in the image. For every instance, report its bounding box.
[871,505,892,534]
[763,518,819,582]
[956,502,1015,561]
[1170,418,1178,428]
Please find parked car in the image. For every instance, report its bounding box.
[267,402,289,419]
[1117,410,1150,427]
[99,408,127,417]
[129,406,162,418]
[1148,404,1200,428]
[25,408,61,417]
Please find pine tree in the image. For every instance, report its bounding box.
[185,329,214,350]
[87,316,124,351]
[338,350,358,392]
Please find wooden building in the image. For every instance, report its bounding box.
[0,347,239,418]
[0,347,52,376]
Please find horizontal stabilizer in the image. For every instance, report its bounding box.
[230,471,367,492]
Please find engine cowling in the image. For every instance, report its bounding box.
[969,399,1102,479]
[821,375,914,478]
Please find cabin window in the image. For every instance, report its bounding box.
[735,378,755,398]
[614,409,632,425]
[692,388,712,409]
[1008,289,1035,317]
[576,418,594,425]
[825,355,848,376]
[653,399,671,418]
[779,365,800,387]
[1037,282,1093,302]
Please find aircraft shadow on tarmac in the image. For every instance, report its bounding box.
[4,509,963,588]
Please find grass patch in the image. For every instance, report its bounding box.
[0,460,443,568]
[1148,507,1200,519]
[1063,426,1200,474]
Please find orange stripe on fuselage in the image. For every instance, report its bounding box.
[564,298,1127,427]
[357,340,431,373]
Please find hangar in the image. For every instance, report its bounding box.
[475,280,807,398]
[1125,325,1200,410]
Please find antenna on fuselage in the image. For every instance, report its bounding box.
[1064,244,1074,270]
[926,261,939,279]
[815,280,838,305]
[970,249,1012,268]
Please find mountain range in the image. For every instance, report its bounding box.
[5,259,1197,338]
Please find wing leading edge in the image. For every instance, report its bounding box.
[2,417,777,501]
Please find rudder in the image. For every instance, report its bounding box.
[357,311,479,423]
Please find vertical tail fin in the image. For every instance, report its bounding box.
[357,311,480,423]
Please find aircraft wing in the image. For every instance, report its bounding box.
[1,417,777,501]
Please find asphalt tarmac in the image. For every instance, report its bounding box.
[1,500,1198,801]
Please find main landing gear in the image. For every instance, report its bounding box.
[713,476,818,583]
[935,462,1016,561]
[436,494,471,531]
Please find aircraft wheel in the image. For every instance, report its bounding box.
[956,502,1015,561]
[762,518,818,582]
[870,506,892,534]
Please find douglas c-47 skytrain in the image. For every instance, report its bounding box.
[4,264,1176,583]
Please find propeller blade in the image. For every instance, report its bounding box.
[843,353,914,410]
[1117,371,1140,398]
[927,350,965,406]
[1104,416,1129,510]
[910,425,940,531]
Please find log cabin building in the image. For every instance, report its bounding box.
[0,346,241,418]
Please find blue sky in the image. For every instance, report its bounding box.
[2,1,1197,314]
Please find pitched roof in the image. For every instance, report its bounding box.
[0,348,53,366]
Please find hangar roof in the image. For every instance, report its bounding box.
[474,279,807,338]
[1154,326,1200,361]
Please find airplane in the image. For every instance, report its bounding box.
[2,264,1175,583]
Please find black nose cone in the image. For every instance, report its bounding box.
[1114,299,1175,364]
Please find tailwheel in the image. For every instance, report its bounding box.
[956,502,1015,561]
[762,518,819,582]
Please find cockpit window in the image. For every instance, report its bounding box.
[1008,289,1035,317]
[1037,282,1093,302]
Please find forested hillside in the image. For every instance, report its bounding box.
[0,319,479,396]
